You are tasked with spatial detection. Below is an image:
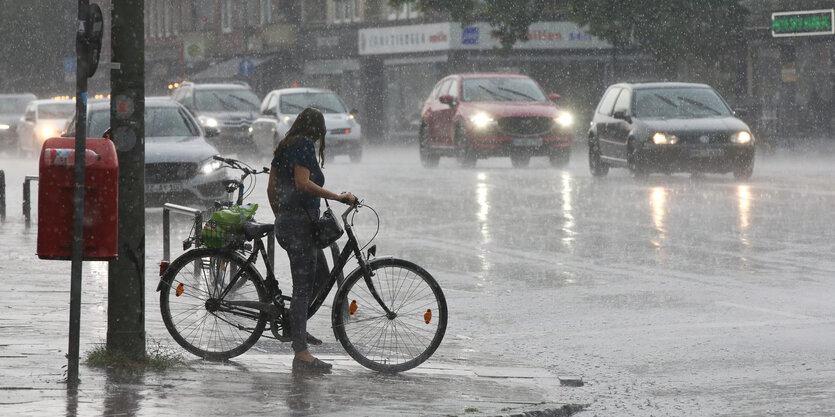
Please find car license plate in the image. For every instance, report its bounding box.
[689,149,724,158]
[145,183,184,193]
[512,138,542,147]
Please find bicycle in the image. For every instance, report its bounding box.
[156,156,448,373]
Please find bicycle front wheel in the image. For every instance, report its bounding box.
[332,258,448,372]
[159,248,268,361]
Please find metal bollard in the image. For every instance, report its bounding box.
[23,176,38,228]
[0,170,5,223]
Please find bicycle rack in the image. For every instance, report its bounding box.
[0,170,5,223]
[162,202,275,265]
[23,176,38,228]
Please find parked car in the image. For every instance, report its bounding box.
[0,93,37,151]
[587,82,755,179]
[418,73,573,168]
[63,97,230,206]
[170,81,260,156]
[250,87,362,162]
[17,99,75,156]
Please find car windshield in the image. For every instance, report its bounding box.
[0,97,34,114]
[38,102,75,119]
[194,88,260,112]
[87,106,200,138]
[633,87,732,118]
[279,92,347,114]
[461,78,547,102]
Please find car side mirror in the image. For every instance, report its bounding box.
[439,95,456,106]
[734,108,747,117]
[204,125,220,137]
[549,93,560,101]
[613,109,631,122]
[350,108,359,116]
[25,115,35,122]
[263,107,276,116]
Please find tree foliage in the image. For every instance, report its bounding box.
[389,0,748,73]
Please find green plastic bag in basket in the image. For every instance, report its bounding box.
[201,204,258,248]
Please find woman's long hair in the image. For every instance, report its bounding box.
[273,107,327,167]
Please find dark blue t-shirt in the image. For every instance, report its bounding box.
[271,138,324,214]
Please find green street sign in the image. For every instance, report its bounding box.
[772,9,834,37]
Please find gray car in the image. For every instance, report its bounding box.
[0,93,37,151]
[170,82,260,156]
[64,97,231,206]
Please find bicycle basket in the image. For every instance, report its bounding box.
[199,204,258,249]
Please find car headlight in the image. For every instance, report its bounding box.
[554,112,573,128]
[469,113,496,128]
[731,131,752,144]
[40,126,57,139]
[198,116,219,128]
[652,132,678,145]
[200,159,223,174]
[0,124,9,130]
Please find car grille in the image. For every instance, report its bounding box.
[221,117,252,128]
[497,117,554,136]
[676,133,729,145]
[146,162,198,183]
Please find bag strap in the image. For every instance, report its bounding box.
[305,199,330,224]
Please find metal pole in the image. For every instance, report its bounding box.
[0,170,5,223]
[107,0,145,360]
[68,0,89,387]
[163,207,170,262]
[22,176,38,228]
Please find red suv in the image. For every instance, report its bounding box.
[418,73,573,168]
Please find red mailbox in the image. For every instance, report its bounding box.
[37,137,118,260]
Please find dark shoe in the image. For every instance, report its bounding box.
[306,332,323,345]
[292,357,332,373]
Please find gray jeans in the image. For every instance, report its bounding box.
[274,211,329,352]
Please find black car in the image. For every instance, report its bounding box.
[588,82,755,179]
[170,81,260,156]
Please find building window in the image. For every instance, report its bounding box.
[221,0,233,33]
[148,0,156,38]
[332,0,359,24]
[261,0,272,25]
[387,1,419,20]
[164,0,171,37]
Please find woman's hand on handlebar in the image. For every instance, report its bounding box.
[337,192,358,206]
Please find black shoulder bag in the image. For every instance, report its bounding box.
[306,200,344,249]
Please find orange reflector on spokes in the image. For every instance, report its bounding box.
[176,282,184,297]
[349,300,358,315]
[424,309,432,324]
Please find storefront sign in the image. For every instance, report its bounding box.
[772,9,834,37]
[455,22,611,50]
[359,23,451,55]
[359,21,610,55]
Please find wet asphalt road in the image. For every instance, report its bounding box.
[2,142,835,416]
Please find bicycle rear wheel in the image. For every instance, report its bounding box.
[332,258,447,372]
[160,248,268,361]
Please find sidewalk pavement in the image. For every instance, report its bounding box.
[0,218,587,417]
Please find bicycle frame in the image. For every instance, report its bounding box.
[215,203,394,320]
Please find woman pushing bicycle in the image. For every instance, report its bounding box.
[267,107,357,373]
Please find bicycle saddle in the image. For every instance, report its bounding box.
[243,222,274,240]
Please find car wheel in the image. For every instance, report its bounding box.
[510,154,530,168]
[549,151,570,169]
[454,124,476,168]
[418,123,439,168]
[627,139,648,179]
[733,161,754,180]
[588,137,609,177]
